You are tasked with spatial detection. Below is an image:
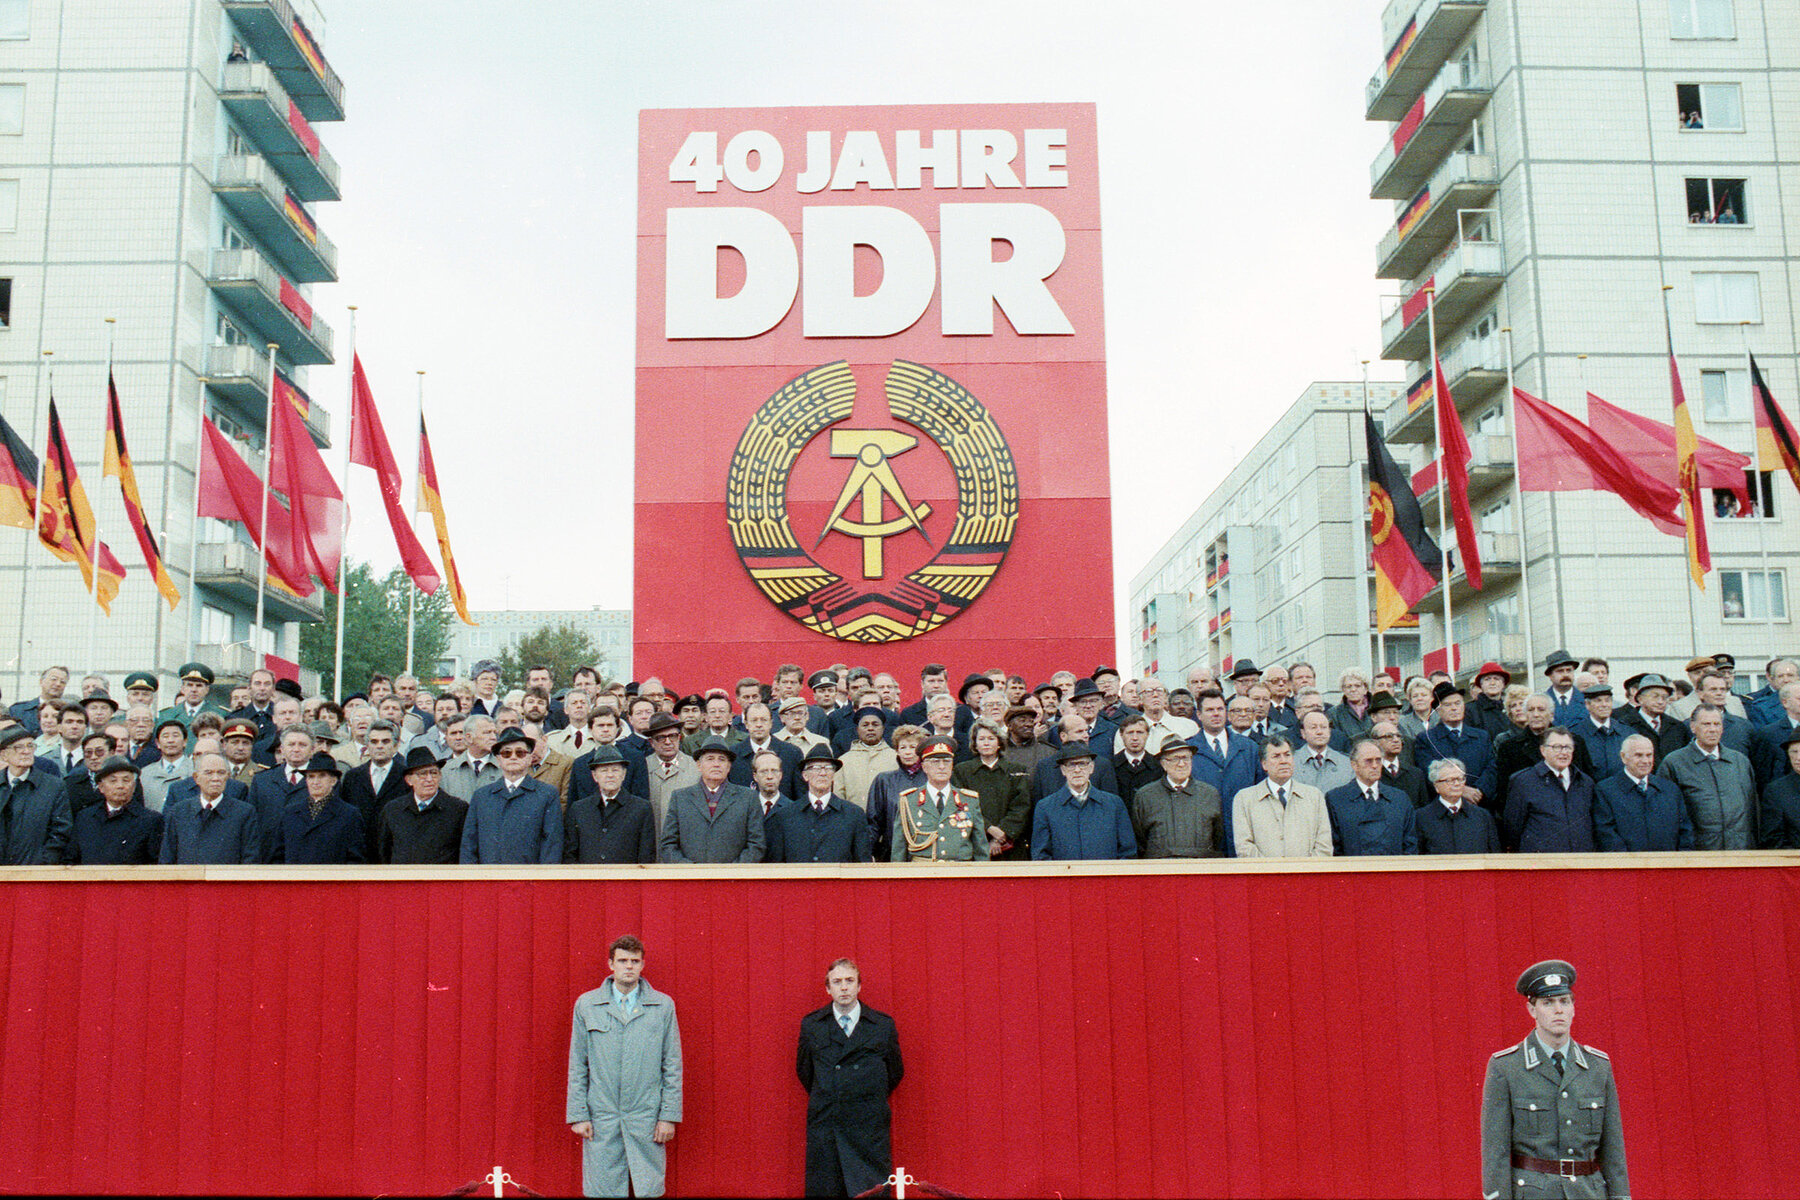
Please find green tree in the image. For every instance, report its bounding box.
[299,561,454,698]
[496,621,606,690]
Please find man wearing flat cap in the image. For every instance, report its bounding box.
[157,661,226,728]
[0,725,72,864]
[659,737,764,863]
[1481,960,1628,1199]
[892,737,988,862]
[1670,654,1746,722]
[460,727,563,864]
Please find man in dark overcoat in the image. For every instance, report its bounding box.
[796,958,903,1196]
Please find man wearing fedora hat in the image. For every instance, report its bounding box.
[1481,960,1629,1199]
[280,752,365,865]
[659,737,764,864]
[640,713,699,835]
[1414,683,1498,804]
[68,756,161,865]
[1031,741,1135,861]
[1541,650,1588,728]
[377,747,468,864]
[1130,739,1225,857]
[563,744,656,864]
[766,744,872,863]
[460,728,563,864]
[1047,678,1117,754]
[1616,674,1688,767]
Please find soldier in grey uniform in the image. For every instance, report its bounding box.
[1481,960,1629,1199]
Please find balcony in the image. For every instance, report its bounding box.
[1418,529,1522,605]
[223,0,344,121]
[204,247,334,365]
[199,344,332,449]
[194,541,326,623]
[1383,336,1507,443]
[1376,153,1497,279]
[1410,432,1516,507]
[1370,59,1492,200]
[213,156,338,283]
[1380,240,1505,361]
[1366,0,1488,120]
[1463,629,1527,674]
[217,63,341,201]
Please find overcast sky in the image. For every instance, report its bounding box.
[308,0,1400,661]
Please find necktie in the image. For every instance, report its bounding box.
[1213,737,1224,758]
[573,732,583,749]
[289,770,300,785]
[813,799,827,814]
[1276,785,1287,806]
[838,1013,852,1036]
[935,791,945,817]
[1638,779,1649,796]
[1366,788,1377,804]
[1551,1050,1565,1077]
[764,798,776,815]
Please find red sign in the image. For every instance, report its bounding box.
[635,105,1112,686]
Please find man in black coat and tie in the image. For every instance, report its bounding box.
[249,726,315,862]
[339,718,409,860]
[562,744,656,864]
[1592,733,1694,851]
[0,725,73,864]
[68,756,162,865]
[796,958,903,1197]
[767,745,873,863]
[281,752,366,864]
[378,747,469,864]
[1617,673,1688,767]
[1414,757,1503,854]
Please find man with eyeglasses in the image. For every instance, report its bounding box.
[459,727,562,864]
[1368,719,1428,807]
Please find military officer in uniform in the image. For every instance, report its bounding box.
[156,662,227,728]
[891,736,989,861]
[1481,960,1629,1199]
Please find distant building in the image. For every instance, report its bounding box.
[1129,382,1410,686]
[0,0,346,699]
[440,608,632,684]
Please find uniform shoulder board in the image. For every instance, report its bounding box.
[1584,1045,1609,1059]
[1491,1044,1520,1058]
[956,787,979,797]
[899,786,922,797]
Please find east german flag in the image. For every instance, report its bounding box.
[1366,410,1442,631]
[103,373,180,609]
[417,414,475,626]
[1751,353,1800,495]
[1670,352,1710,588]
[38,398,127,612]
[0,408,37,528]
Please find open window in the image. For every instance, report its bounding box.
[1686,177,1748,224]
[1676,83,1744,130]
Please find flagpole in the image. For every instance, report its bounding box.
[254,341,277,680]
[87,318,116,677]
[1500,327,1537,678]
[1740,319,1775,659]
[405,368,423,678]
[1359,361,1384,678]
[17,350,52,695]
[1661,284,1702,649]
[184,345,212,671]
[1425,288,1456,677]
[1576,352,1601,594]
[332,306,355,702]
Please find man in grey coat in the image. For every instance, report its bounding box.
[567,935,683,1198]
[1657,703,1758,849]
[1292,711,1354,794]
[658,738,765,863]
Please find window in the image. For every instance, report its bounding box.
[216,311,245,346]
[226,127,247,157]
[0,85,19,135]
[199,604,232,645]
[1694,272,1760,323]
[0,0,26,39]
[1488,592,1520,635]
[1670,0,1734,38]
[1685,177,1748,224]
[0,178,15,231]
[1700,368,1749,421]
[1676,83,1744,130]
[1475,404,1505,436]
[1720,569,1785,621]
[1480,497,1512,536]
[221,222,248,251]
[1712,472,1776,520]
[0,277,10,328]
[1456,118,1486,156]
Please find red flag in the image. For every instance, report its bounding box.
[38,399,127,612]
[417,415,475,626]
[349,356,441,593]
[1671,353,1710,587]
[104,374,181,609]
[267,381,344,592]
[1512,388,1685,536]
[1433,356,1481,588]
[197,416,314,595]
[1586,393,1750,505]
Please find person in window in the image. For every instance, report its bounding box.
[1716,203,1740,224]
[1684,110,1704,128]
[1690,210,1708,223]
[227,41,249,63]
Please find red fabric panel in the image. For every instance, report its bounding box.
[1,869,1799,1196]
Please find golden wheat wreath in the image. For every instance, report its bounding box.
[726,360,1019,644]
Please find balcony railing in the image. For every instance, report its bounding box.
[217,61,340,200]
[212,155,338,282]
[1410,431,1516,499]
[1366,0,1488,120]
[193,541,326,623]
[1382,335,1508,442]
[1370,58,1492,200]
[224,0,345,121]
[205,247,334,365]
[1380,239,1506,360]
[1376,152,1497,279]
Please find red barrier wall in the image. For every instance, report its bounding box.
[2,861,1797,1197]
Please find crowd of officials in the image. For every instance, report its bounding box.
[3,646,1799,867]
